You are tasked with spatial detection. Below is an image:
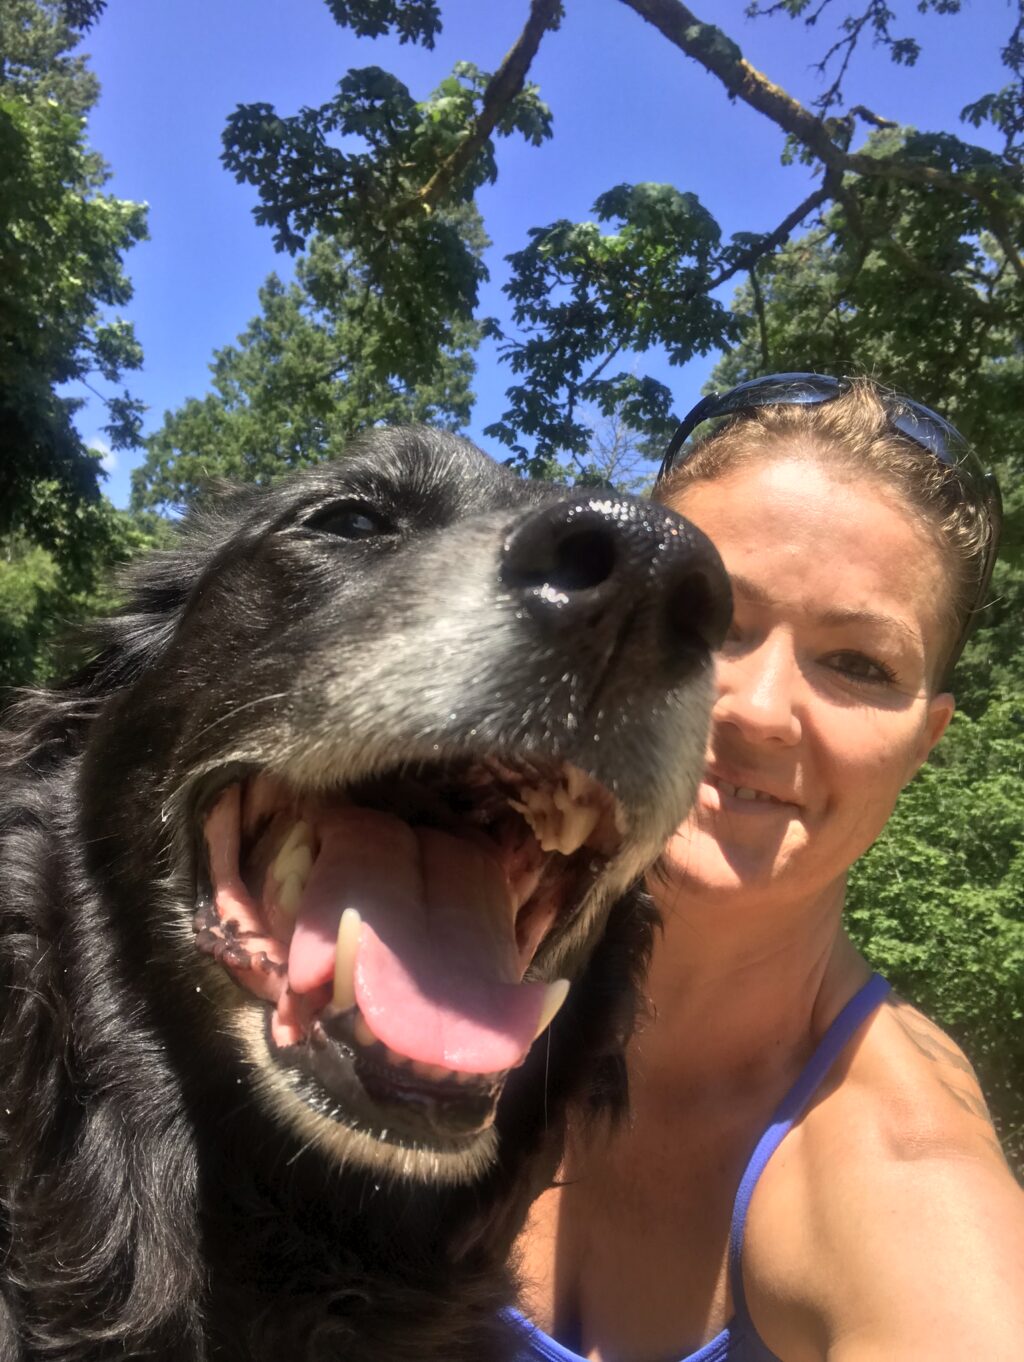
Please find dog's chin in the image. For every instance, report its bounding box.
[231,1003,501,1185]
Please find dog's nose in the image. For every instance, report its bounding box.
[500,496,732,668]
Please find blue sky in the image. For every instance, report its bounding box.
[76,0,1008,505]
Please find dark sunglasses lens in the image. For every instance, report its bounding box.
[888,402,967,466]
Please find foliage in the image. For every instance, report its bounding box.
[133,227,480,513]
[0,0,147,692]
[847,701,1024,1172]
[483,184,737,474]
[220,0,1024,472]
[0,501,171,693]
[0,0,147,535]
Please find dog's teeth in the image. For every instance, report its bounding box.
[534,978,570,1038]
[280,819,312,857]
[278,872,304,916]
[409,1059,453,1083]
[512,774,600,856]
[272,822,314,886]
[352,1012,376,1048]
[333,908,361,1012]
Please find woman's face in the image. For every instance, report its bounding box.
[662,455,955,908]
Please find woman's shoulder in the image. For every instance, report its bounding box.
[841,992,1009,1161]
[743,992,1024,1359]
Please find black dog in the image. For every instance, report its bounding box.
[0,428,729,1360]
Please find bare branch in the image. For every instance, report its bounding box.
[618,0,1022,250]
[749,262,770,370]
[620,0,844,168]
[703,181,834,294]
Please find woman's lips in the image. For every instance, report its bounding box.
[699,772,799,812]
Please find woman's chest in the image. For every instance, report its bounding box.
[515,1120,749,1362]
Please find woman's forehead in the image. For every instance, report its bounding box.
[672,458,946,633]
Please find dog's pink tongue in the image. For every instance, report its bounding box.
[287,809,547,1073]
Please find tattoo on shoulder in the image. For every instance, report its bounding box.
[889,999,1006,1161]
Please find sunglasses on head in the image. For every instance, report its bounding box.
[655,372,1003,686]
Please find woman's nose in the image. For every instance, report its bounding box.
[713,634,802,746]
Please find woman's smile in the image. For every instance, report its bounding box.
[664,457,953,906]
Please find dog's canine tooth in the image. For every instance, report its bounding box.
[534,978,570,1038]
[333,908,361,1012]
[271,821,314,885]
[278,872,305,916]
[409,1059,454,1083]
[352,1011,376,1048]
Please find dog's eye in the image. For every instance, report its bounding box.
[306,503,393,540]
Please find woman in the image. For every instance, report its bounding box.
[512,375,1024,1361]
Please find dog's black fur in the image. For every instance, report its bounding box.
[0,429,727,1360]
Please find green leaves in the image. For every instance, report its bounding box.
[132,230,479,514]
[484,183,739,471]
[848,701,1024,1166]
[324,0,442,48]
[0,0,148,695]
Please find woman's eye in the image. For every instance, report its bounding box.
[306,504,393,540]
[826,651,896,685]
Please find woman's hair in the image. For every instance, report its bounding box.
[653,378,994,688]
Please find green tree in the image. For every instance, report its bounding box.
[0,0,148,690]
[218,0,1023,474]
[0,502,170,692]
[133,229,480,513]
[848,703,1024,1172]
[0,0,147,538]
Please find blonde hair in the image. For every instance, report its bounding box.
[654,378,995,688]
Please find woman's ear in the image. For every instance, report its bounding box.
[906,690,955,786]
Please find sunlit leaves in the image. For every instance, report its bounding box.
[132,230,479,515]
[484,183,739,471]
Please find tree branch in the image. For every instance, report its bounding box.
[618,0,1023,240]
[704,180,834,295]
[619,0,843,168]
[399,0,562,217]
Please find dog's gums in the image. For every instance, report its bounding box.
[195,760,621,1138]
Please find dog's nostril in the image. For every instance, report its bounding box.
[508,526,616,594]
[502,512,618,597]
[665,564,733,656]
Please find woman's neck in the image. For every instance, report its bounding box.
[633,875,869,1095]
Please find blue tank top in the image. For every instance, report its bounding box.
[507,973,891,1362]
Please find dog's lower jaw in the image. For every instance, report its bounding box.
[231,1002,502,1185]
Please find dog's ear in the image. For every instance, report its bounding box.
[81,488,263,695]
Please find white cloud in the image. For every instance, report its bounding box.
[87,436,116,475]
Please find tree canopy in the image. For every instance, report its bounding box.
[0,0,150,688]
[218,0,1024,473]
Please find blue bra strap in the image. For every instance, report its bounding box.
[727,973,892,1320]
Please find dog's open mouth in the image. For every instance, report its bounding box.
[195,759,623,1144]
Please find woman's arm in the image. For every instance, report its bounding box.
[746,1003,1024,1362]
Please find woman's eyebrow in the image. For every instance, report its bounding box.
[729,574,916,643]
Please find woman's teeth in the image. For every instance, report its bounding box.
[714,778,781,804]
